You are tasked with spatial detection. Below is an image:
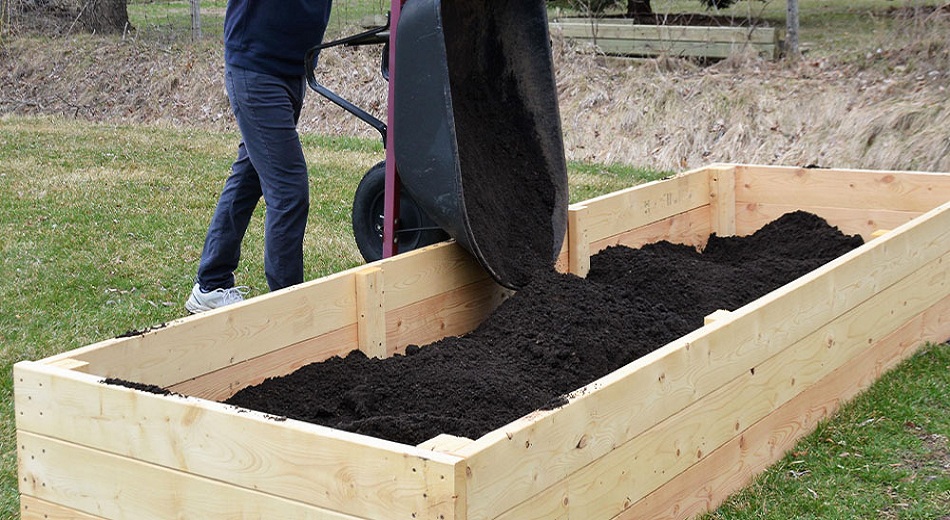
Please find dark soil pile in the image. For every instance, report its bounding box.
[224,211,863,446]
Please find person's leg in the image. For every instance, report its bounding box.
[221,65,309,291]
[257,74,309,291]
[195,139,262,291]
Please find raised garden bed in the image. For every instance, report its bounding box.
[550,16,783,60]
[15,164,950,519]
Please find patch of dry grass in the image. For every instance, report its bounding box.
[1,2,949,173]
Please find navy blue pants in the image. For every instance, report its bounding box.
[196,64,309,292]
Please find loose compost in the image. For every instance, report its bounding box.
[223,210,864,446]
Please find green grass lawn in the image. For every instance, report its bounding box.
[0,115,946,518]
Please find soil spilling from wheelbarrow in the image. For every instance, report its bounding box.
[222,211,864,446]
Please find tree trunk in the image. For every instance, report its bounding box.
[77,0,130,34]
[626,0,653,16]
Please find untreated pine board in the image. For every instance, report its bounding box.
[619,297,949,520]
[580,38,777,59]
[38,268,360,387]
[490,252,948,519]
[455,203,949,519]
[21,496,106,520]
[567,204,591,277]
[373,240,491,310]
[735,202,929,240]
[552,22,779,44]
[356,267,386,359]
[708,165,737,237]
[734,164,950,213]
[15,363,463,520]
[385,277,509,354]
[18,433,366,520]
[590,205,712,253]
[166,325,358,401]
[550,22,779,59]
[578,166,711,244]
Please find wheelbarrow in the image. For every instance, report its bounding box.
[306,0,568,290]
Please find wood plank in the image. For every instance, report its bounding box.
[18,432,367,520]
[734,164,950,213]
[708,165,737,237]
[386,277,510,354]
[357,267,386,359]
[573,38,777,59]
[620,296,950,520]
[568,205,591,277]
[375,240,492,310]
[38,268,360,387]
[15,363,463,520]
[703,309,732,326]
[456,204,949,519]
[488,253,948,519]
[735,202,928,240]
[35,239,494,387]
[551,21,779,44]
[417,434,475,455]
[21,495,105,520]
[166,325,358,401]
[581,168,711,245]
[590,206,712,253]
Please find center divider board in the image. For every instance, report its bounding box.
[14,363,465,520]
[453,201,949,519]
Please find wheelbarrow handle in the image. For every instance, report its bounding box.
[305,18,391,143]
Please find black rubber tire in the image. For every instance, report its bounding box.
[351,161,449,262]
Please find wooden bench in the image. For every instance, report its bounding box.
[550,18,783,60]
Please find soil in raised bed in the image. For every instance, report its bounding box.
[223,210,864,446]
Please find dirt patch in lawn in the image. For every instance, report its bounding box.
[222,211,863,446]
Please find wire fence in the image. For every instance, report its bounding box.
[0,0,391,41]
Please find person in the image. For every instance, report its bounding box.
[186,0,333,313]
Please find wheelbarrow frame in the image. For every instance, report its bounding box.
[304,1,409,260]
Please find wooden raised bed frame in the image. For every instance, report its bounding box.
[16,164,949,519]
[550,18,783,60]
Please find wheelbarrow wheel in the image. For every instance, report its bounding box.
[352,161,449,263]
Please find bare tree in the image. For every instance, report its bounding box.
[76,0,130,34]
[13,0,131,34]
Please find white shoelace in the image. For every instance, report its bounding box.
[218,286,250,305]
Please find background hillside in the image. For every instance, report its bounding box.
[1,1,949,173]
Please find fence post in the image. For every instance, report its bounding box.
[191,0,201,40]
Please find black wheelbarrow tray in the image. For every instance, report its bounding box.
[311,0,569,290]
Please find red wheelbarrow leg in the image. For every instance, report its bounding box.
[393,0,569,290]
[382,0,405,259]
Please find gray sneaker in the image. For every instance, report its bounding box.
[185,283,249,314]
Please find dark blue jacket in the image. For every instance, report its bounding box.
[224,0,333,77]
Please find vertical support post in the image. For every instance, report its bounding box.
[786,0,800,60]
[708,165,736,238]
[382,0,406,258]
[190,0,202,41]
[568,205,590,278]
[356,267,386,359]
